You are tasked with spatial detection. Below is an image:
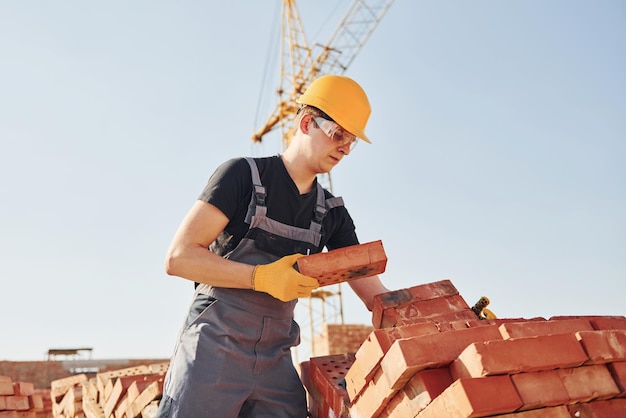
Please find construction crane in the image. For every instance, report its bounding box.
[252,0,394,149]
[252,0,395,363]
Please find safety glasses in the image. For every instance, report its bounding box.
[313,117,358,151]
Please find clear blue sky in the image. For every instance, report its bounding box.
[1,1,624,361]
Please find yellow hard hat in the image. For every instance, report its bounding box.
[297,75,372,144]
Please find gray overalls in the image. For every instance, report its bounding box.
[157,158,344,418]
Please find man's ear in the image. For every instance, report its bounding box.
[299,113,312,134]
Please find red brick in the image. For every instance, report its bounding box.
[373,288,414,310]
[0,376,13,396]
[416,376,523,418]
[567,397,626,417]
[307,354,353,416]
[442,318,487,331]
[27,394,43,410]
[606,361,626,394]
[390,367,452,416]
[380,367,453,416]
[0,412,37,418]
[372,280,460,328]
[345,322,440,400]
[105,374,162,418]
[379,304,477,329]
[377,390,409,418]
[403,367,453,400]
[589,316,626,331]
[308,363,332,402]
[552,315,626,331]
[348,366,397,418]
[296,240,387,287]
[301,362,328,418]
[380,324,502,389]
[394,294,469,319]
[495,405,571,417]
[5,396,30,411]
[0,396,6,409]
[344,361,372,402]
[407,280,461,300]
[558,364,620,402]
[576,330,626,364]
[510,369,569,410]
[14,412,37,418]
[451,333,589,378]
[499,317,593,339]
[10,383,33,397]
[356,322,441,362]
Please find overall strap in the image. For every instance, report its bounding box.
[241,157,346,248]
[243,157,267,224]
[309,184,345,238]
[313,183,327,223]
[325,196,345,209]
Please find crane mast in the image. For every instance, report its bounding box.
[252,0,394,362]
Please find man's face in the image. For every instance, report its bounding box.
[304,113,355,173]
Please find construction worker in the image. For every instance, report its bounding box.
[156,74,390,418]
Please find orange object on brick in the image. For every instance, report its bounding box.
[295,240,387,287]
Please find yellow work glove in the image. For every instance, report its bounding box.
[252,254,319,302]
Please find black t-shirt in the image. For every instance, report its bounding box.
[198,155,359,255]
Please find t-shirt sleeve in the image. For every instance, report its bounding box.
[197,157,251,221]
[324,206,360,251]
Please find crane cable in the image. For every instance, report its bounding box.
[252,1,282,156]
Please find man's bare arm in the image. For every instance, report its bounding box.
[164,200,255,288]
[348,274,390,311]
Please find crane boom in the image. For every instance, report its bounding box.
[252,0,394,149]
[315,0,395,75]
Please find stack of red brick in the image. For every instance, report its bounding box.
[301,280,626,417]
[49,362,167,418]
[0,376,50,418]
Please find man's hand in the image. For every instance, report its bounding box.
[252,254,319,302]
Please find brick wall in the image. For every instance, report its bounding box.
[313,323,374,357]
[0,359,168,390]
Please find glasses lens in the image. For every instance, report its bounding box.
[314,117,358,150]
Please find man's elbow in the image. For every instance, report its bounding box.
[164,249,182,276]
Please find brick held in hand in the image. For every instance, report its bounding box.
[296,240,387,287]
